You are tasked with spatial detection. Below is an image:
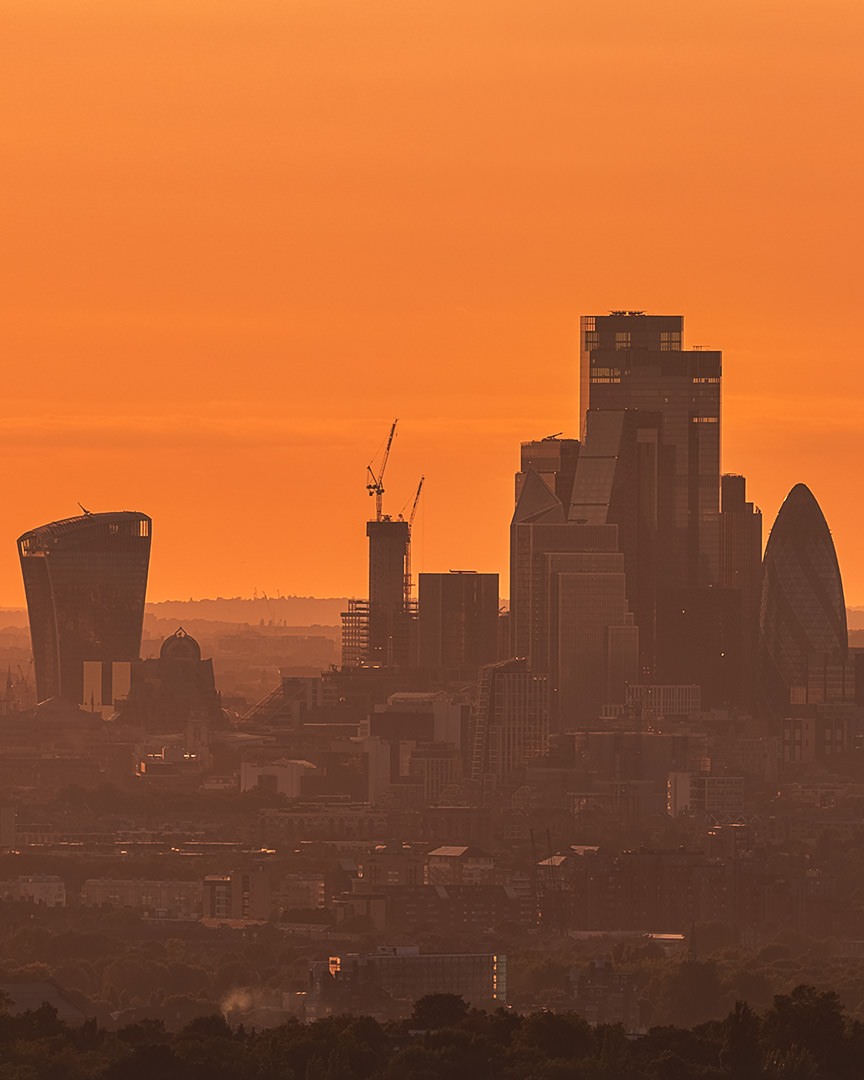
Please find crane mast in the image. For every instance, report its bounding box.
[400,476,424,605]
[366,419,398,521]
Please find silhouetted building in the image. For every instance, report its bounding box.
[202,869,272,921]
[18,511,151,705]
[471,659,549,782]
[579,314,721,593]
[579,311,682,436]
[515,436,580,508]
[720,474,763,704]
[568,410,660,677]
[117,628,222,733]
[510,473,620,673]
[342,520,416,668]
[575,314,730,705]
[418,571,499,672]
[510,470,637,724]
[760,484,847,711]
[655,586,742,708]
[308,947,506,1017]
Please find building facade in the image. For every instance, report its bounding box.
[18,511,151,705]
[417,571,499,672]
[760,484,847,711]
[471,659,549,782]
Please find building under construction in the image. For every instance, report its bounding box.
[341,422,421,669]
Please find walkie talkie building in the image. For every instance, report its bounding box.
[18,511,151,705]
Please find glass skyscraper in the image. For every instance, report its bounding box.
[18,511,151,704]
[760,483,847,710]
[579,313,721,592]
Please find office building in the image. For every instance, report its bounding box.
[471,659,549,782]
[568,409,660,676]
[510,474,620,672]
[579,313,721,593]
[579,311,683,437]
[548,550,639,725]
[760,484,848,711]
[18,511,151,705]
[720,474,763,704]
[573,312,753,707]
[417,571,499,672]
[515,436,580,507]
[510,464,638,723]
[309,946,506,1017]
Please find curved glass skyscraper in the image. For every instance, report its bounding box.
[18,511,151,704]
[760,484,846,709]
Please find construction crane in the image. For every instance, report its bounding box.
[399,475,424,526]
[400,476,424,604]
[366,419,398,521]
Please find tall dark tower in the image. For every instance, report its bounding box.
[366,519,412,667]
[760,484,847,711]
[18,511,151,704]
[418,571,499,672]
[580,312,721,591]
[341,421,420,669]
[720,474,763,705]
[579,312,682,438]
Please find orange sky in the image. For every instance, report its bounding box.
[2,0,863,605]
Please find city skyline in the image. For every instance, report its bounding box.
[3,1,863,605]
[0,355,860,610]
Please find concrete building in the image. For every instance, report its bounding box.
[308,946,506,1017]
[342,519,417,669]
[79,878,202,918]
[240,758,317,797]
[426,845,495,885]
[0,875,66,907]
[202,868,272,921]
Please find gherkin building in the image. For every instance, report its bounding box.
[760,484,847,710]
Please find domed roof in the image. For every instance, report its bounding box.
[760,484,846,705]
[160,627,201,661]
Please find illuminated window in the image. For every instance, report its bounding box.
[615,332,630,349]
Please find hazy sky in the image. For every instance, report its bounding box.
[2,0,863,603]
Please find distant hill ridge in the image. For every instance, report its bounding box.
[145,596,350,626]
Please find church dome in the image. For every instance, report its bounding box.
[160,627,201,661]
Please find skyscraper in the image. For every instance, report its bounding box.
[579,313,721,591]
[574,313,732,702]
[509,467,637,726]
[579,312,683,437]
[568,408,661,676]
[342,519,416,668]
[720,474,763,704]
[18,511,151,705]
[471,659,549,782]
[418,571,499,672]
[760,484,847,711]
[515,436,580,508]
